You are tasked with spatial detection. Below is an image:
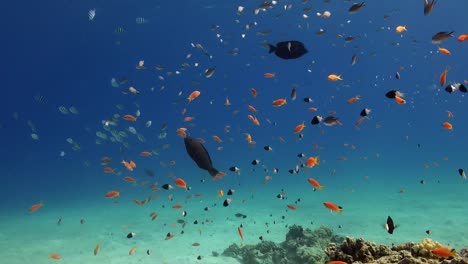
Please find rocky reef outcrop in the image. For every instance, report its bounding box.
[222,225,468,264]
[222,225,344,264]
[325,237,468,264]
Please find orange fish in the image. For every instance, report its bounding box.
[213,135,222,143]
[347,95,361,104]
[446,110,454,118]
[248,115,260,126]
[307,178,324,190]
[218,189,224,198]
[272,98,287,107]
[94,243,101,256]
[123,114,137,122]
[183,116,195,122]
[187,90,201,102]
[140,151,152,157]
[101,156,112,165]
[175,178,188,190]
[328,261,348,264]
[287,204,297,210]
[264,72,275,78]
[293,122,306,134]
[123,176,136,183]
[438,47,451,55]
[172,204,183,209]
[431,247,456,258]
[439,67,449,87]
[247,105,257,113]
[305,156,319,168]
[327,74,342,81]
[29,201,44,213]
[224,97,231,106]
[442,121,453,130]
[176,127,187,138]
[237,226,244,240]
[121,160,136,171]
[103,167,115,174]
[105,191,120,198]
[129,246,136,255]
[395,95,406,104]
[250,88,257,97]
[49,253,61,260]
[323,201,343,213]
[458,34,468,42]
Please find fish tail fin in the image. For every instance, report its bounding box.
[318,185,324,191]
[268,44,276,53]
[209,168,220,178]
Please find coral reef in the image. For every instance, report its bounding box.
[325,237,468,264]
[222,225,468,264]
[222,225,344,264]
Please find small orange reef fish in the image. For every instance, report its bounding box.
[121,160,136,171]
[140,151,152,157]
[442,121,453,130]
[287,204,297,210]
[187,90,201,102]
[328,261,348,264]
[264,72,275,78]
[293,122,306,134]
[324,201,343,213]
[248,115,260,126]
[94,243,101,256]
[395,25,407,33]
[123,176,136,183]
[238,226,244,240]
[347,95,361,104]
[29,201,44,213]
[458,34,468,42]
[175,178,188,190]
[307,178,324,190]
[49,253,61,260]
[395,95,406,105]
[272,98,287,107]
[103,167,115,174]
[123,114,137,122]
[438,47,451,55]
[105,191,120,198]
[431,247,456,258]
[305,156,319,168]
[250,88,257,97]
[327,74,342,81]
[439,67,449,87]
[129,246,136,255]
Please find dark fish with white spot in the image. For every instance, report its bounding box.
[385,216,396,234]
[311,115,322,125]
[459,168,466,179]
[267,41,308,60]
[184,136,221,178]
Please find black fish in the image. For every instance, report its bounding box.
[360,108,371,117]
[268,41,308,60]
[459,168,466,179]
[385,216,396,234]
[349,2,365,13]
[424,0,437,16]
[385,90,404,99]
[184,136,220,178]
[431,31,454,44]
[311,115,322,125]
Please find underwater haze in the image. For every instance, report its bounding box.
[1,0,467,263]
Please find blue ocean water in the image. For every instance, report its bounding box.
[1,0,467,263]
